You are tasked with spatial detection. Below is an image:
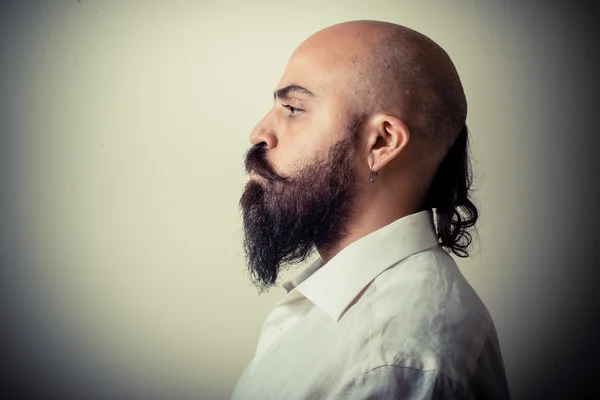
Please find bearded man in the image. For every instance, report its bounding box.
[234,20,511,399]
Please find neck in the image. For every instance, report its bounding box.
[317,190,417,263]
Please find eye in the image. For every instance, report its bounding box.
[282,104,303,117]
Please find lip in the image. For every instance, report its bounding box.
[249,170,263,181]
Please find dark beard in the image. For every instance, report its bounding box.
[239,120,362,293]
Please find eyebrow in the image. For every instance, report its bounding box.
[273,84,316,101]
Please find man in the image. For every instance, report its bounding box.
[233,20,511,399]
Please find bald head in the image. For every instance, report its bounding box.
[299,20,467,159]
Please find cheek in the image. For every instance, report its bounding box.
[274,145,315,176]
[274,135,325,175]
[275,110,345,174]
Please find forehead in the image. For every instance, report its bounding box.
[277,38,362,102]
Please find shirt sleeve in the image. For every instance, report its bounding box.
[468,327,512,399]
[331,366,466,400]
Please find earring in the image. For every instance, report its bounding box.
[368,168,379,183]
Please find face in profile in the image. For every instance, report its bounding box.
[239,116,362,292]
[238,24,379,292]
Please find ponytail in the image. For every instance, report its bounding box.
[419,125,479,258]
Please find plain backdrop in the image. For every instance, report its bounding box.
[1,1,598,399]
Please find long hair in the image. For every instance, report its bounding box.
[419,125,479,258]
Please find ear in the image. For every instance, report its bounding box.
[364,113,410,172]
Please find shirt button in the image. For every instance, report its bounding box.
[273,326,282,337]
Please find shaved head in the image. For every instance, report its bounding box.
[300,20,467,162]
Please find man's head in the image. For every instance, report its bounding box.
[240,20,474,292]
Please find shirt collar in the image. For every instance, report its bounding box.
[281,209,439,322]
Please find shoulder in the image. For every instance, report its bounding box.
[364,246,494,388]
[374,246,492,323]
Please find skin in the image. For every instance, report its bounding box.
[248,21,460,263]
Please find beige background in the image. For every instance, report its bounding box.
[1,1,596,399]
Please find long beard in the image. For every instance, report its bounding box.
[239,128,360,293]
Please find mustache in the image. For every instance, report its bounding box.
[243,144,288,182]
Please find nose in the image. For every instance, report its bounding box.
[249,110,278,149]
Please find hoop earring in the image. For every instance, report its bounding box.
[368,168,379,184]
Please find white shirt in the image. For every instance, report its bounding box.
[231,210,511,399]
